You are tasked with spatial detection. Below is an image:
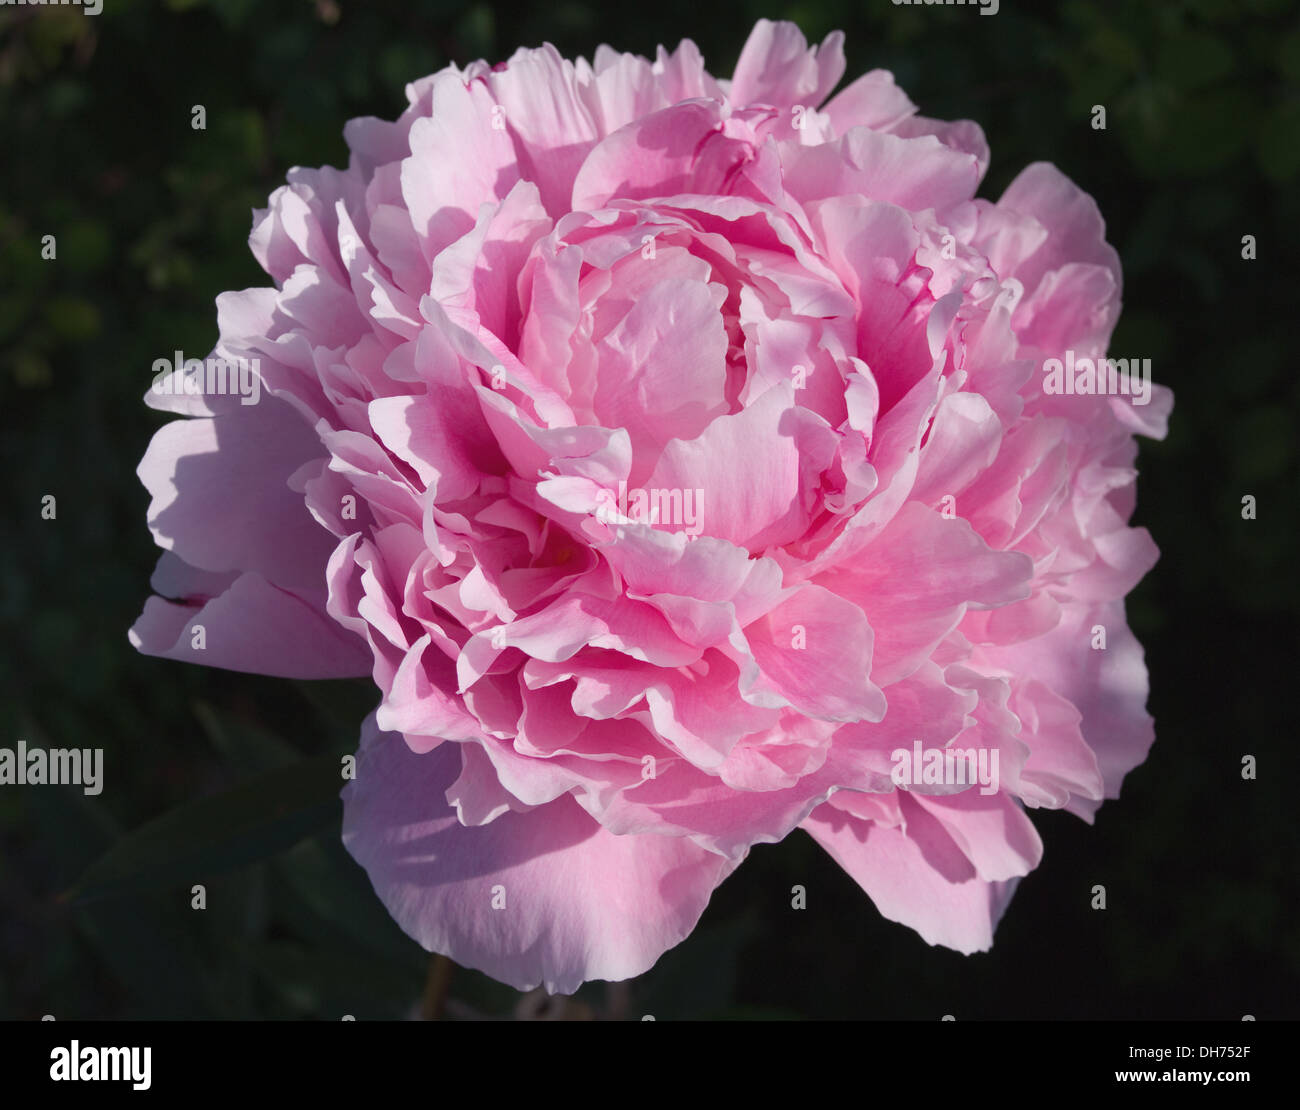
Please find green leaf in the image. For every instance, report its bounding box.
[63,755,344,905]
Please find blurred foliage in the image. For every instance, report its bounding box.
[1,0,1296,1019]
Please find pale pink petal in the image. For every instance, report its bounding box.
[130,570,369,678]
[802,797,1020,953]
[341,716,740,993]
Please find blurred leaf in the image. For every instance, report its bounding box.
[272,838,423,966]
[1155,32,1235,90]
[11,350,52,388]
[1257,101,1300,181]
[64,754,344,904]
[192,699,302,770]
[1275,26,1300,80]
[42,297,101,341]
[1089,26,1143,74]
[293,678,377,749]
[59,220,112,273]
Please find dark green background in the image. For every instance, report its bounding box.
[2,0,1296,1019]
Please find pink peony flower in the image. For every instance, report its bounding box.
[132,19,1172,993]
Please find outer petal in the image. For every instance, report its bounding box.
[802,797,1020,953]
[995,162,1122,302]
[129,567,370,679]
[729,19,845,110]
[138,396,337,594]
[485,45,602,218]
[341,715,741,993]
[988,599,1154,821]
[822,69,917,135]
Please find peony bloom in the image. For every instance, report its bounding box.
[132,20,1171,994]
